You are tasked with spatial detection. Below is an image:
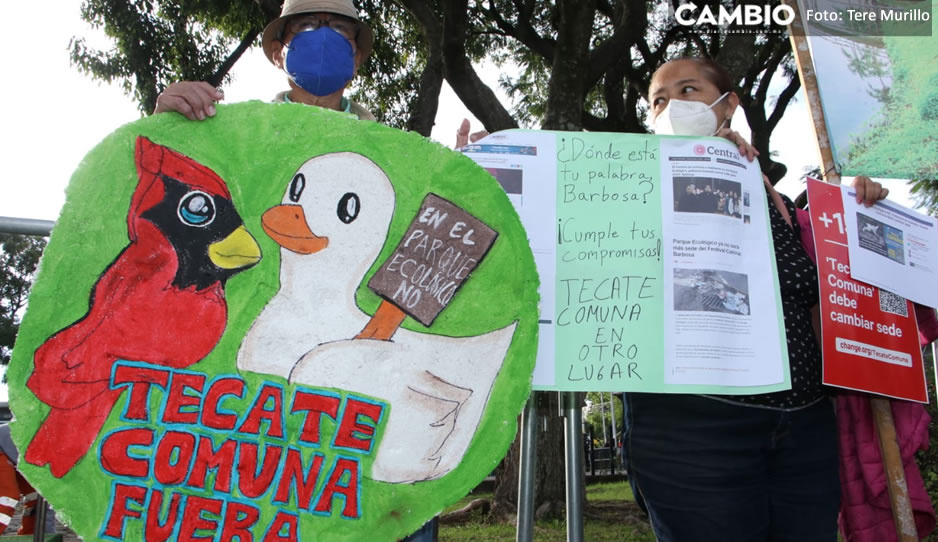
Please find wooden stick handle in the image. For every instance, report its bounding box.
[783,3,917,539]
[870,397,920,542]
[356,300,407,341]
[783,0,841,184]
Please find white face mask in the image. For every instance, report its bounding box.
[653,92,730,136]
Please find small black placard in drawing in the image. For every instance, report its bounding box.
[368,193,498,326]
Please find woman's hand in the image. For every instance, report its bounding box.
[851,176,889,207]
[455,118,489,149]
[714,127,760,162]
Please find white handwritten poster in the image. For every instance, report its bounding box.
[463,132,789,393]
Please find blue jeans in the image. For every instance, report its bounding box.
[400,517,437,542]
[624,394,839,542]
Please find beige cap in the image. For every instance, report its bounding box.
[261,0,374,64]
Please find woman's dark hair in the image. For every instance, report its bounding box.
[688,57,734,93]
[654,57,734,94]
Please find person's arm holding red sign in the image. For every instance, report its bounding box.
[802,176,936,541]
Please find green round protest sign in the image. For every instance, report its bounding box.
[8,102,539,541]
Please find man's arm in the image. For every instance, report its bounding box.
[153,81,225,121]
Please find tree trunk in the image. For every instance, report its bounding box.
[491,421,519,518]
[406,39,444,136]
[439,0,517,132]
[492,1,594,521]
[492,392,567,520]
[542,0,596,131]
[397,0,444,136]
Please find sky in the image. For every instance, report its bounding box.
[0,2,922,399]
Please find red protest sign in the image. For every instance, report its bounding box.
[807,179,927,402]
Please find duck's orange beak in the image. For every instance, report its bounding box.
[261,204,328,254]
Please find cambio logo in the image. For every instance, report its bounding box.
[674,2,795,27]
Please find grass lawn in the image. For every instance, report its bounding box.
[438,480,656,541]
[438,481,938,541]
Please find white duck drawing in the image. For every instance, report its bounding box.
[237,152,517,483]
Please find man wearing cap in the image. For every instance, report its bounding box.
[154,0,375,121]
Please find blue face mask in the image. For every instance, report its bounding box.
[285,28,355,97]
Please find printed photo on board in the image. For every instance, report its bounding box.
[857,212,906,265]
[672,177,743,219]
[673,268,751,316]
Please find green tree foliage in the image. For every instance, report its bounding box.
[71,0,276,115]
[71,0,803,183]
[0,234,46,368]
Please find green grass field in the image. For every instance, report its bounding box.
[437,478,938,541]
[438,481,656,542]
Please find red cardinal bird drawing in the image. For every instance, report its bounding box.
[25,136,261,477]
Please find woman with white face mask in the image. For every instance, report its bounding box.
[649,58,752,153]
[623,57,894,542]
